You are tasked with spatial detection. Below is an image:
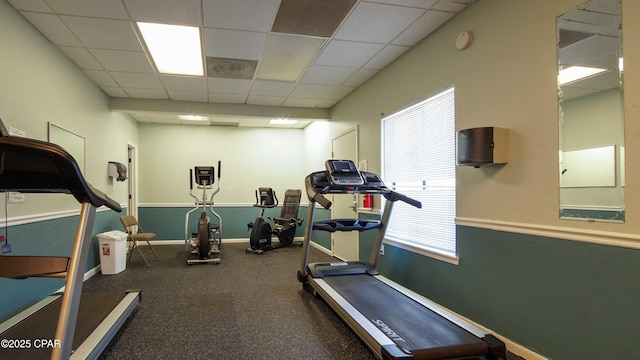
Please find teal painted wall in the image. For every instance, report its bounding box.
[137,205,310,240]
[0,209,123,322]
[358,224,640,359]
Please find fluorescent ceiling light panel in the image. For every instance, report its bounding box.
[138,22,203,76]
[269,118,298,125]
[257,33,326,81]
[179,114,209,121]
[558,65,607,85]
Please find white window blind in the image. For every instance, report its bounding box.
[381,87,456,257]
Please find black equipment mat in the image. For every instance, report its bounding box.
[0,292,130,359]
[323,275,489,359]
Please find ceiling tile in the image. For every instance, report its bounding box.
[326,86,356,100]
[123,0,202,26]
[432,1,471,12]
[246,95,286,106]
[300,65,358,86]
[61,16,142,51]
[204,29,267,60]
[315,40,385,68]
[282,97,322,107]
[363,45,410,70]
[256,33,326,81]
[7,0,52,12]
[316,98,340,108]
[203,0,280,32]
[208,78,252,94]
[84,69,118,87]
[45,0,128,18]
[290,84,336,99]
[393,10,455,46]
[333,2,425,43]
[6,0,475,128]
[90,49,153,73]
[124,88,168,99]
[59,46,103,70]
[101,86,128,98]
[20,12,82,47]
[343,68,378,87]
[160,75,207,91]
[250,79,296,96]
[111,72,163,88]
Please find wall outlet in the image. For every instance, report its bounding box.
[379,244,384,255]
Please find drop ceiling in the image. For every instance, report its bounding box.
[7,0,477,128]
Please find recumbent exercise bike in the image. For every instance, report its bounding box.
[246,188,303,254]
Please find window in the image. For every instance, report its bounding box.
[381,86,457,261]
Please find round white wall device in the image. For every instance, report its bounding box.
[456,31,473,50]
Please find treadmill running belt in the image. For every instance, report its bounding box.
[0,292,128,359]
[323,275,489,359]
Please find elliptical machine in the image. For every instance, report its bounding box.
[246,188,303,255]
[185,162,222,265]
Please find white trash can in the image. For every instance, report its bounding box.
[97,230,128,275]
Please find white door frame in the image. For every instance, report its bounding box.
[331,126,359,260]
[127,143,137,218]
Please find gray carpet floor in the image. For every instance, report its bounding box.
[83,242,523,360]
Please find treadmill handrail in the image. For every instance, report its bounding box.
[304,171,421,210]
[0,131,121,211]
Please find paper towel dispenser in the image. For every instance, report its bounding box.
[108,161,127,181]
[456,127,508,168]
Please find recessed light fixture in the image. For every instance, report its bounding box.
[269,118,298,125]
[179,114,209,121]
[138,22,203,76]
[558,65,607,85]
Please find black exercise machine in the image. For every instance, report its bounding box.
[0,118,140,360]
[297,160,506,360]
[246,188,303,255]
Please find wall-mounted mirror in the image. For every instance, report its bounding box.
[48,122,86,175]
[557,0,624,222]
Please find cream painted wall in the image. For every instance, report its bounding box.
[137,123,307,205]
[330,0,640,235]
[0,1,138,217]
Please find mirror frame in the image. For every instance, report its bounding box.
[557,0,624,222]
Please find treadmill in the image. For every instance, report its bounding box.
[0,118,141,360]
[297,160,505,360]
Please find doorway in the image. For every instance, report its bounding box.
[127,144,137,218]
[331,127,359,261]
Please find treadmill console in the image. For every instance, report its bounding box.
[325,160,364,186]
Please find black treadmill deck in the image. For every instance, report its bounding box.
[0,292,135,359]
[321,274,490,359]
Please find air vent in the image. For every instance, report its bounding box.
[272,0,357,37]
[206,57,258,79]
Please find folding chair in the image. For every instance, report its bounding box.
[120,215,160,267]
